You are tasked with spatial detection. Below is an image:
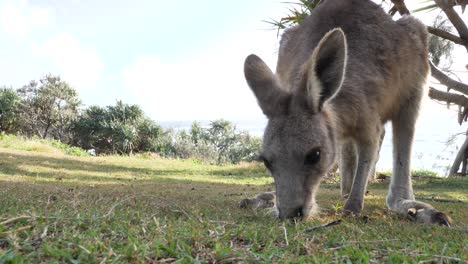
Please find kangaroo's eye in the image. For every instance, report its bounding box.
[304,148,321,166]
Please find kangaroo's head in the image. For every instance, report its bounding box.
[244,28,347,219]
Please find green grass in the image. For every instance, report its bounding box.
[0,140,467,263]
[0,134,89,157]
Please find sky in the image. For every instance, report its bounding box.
[0,0,292,122]
[1,0,467,173]
[0,0,466,126]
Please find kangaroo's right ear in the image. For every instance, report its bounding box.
[244,54,289,118]
[303,28,347,112]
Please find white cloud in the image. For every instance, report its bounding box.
[123,30,279,122]
[0,0,51,38]
[32,33,104,91]
[0,1,103,92]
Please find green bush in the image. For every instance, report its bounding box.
[46,139,90,157]
[165,120,262,164]
[0,87,21,134]
[412,169,439,178]
[72,101,164,155]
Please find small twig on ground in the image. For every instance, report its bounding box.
[430,254,465,262]
[329,239,399,250]
[0,225,33,238]
[281,223,289,246]
[306,219,342,232]
[0,215,31,226]
[208,220,236,225]
[377,248,465,262]
[159,258,176,263]
[347,238,399,244]
[40,226,48,239]
[416,196,468,204]
[77,244,91,254]
[448,226,468,232]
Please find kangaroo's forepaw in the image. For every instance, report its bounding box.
[342,210,359,217]
[343,198,363,215]
[239,192,275,210]
[407,208,452,227]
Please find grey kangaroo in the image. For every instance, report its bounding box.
[242,0,451,225]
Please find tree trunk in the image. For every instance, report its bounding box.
[43,121,51,139]
[449,135,468,176]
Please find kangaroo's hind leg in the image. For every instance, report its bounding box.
[387,98,451,226]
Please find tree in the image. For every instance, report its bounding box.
[16,74,81,142]
[165,120,262,164]
[270,0,468,176]
[72,101,164,155]
[136,118,164,152]
[206,119,239,163]
[0,87,21,134]
[71,105,108,152]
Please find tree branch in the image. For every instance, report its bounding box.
[430,61,468,94]
[427,26,465,45]
[388,6,398,16]
[434,0,468,51]
[415,196,468,204]
[390,0,410,15]
[441,0,468,9]
[428,87,468,108]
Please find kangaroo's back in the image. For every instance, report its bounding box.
[277,0,429,127]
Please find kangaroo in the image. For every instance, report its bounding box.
[242,0,451,225]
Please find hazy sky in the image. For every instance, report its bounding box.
[0,0,290,121]
[0,0,466,125]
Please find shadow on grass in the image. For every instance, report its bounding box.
[1,148,465,213]
[0,150,270,184]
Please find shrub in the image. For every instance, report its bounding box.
[165,120,262,164]
[72,101,164,155]
[0,87,21,134]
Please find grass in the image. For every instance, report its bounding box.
[0,140,467,263]
[0,134,89,157]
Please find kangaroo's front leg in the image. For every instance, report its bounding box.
[339,140,358,198]
[344,139,379,214]
[239,192,276,210]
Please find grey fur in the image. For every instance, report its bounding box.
[243,0,451,225]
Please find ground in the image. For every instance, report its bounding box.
[0,146,467,263]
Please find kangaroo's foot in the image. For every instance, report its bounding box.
[343,197,363,216]
[239,192,276,210]
[387,197,452,226]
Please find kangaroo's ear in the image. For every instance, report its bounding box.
[303,28,347,112]
[244,54,290,118]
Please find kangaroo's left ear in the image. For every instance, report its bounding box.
[303,28,347,112]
